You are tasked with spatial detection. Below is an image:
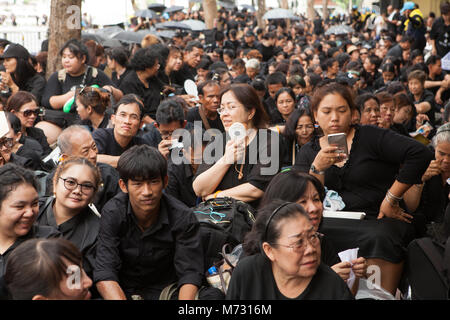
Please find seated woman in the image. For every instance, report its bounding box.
[4,238,92,300]
[193,83,281,209]
[39,39,122,145]
[36,157,102,279]
[105,47,132,88]
[159,45,183,96]
[75,86,111,131]
[0,163,60,299]
[5,91,52,157]
[282,108,317,167]
[226,200,354,300]
[0,43,46,103]
[393,92,414,132]
[403,123,450,236]
[294,82,433,296]
[3,112,47,171]
[356,93,380,126]
[269,87,297,127]
[259,170,367,295]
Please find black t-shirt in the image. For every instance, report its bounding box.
[23,73,46,104]
[92,128,147,157]
[172,64,197,87]
[165,160,198,208]
[226,254,354,300]
[186,106,225,132]
[77,114,110,132]
[430,17,450,58]
[111,68,132,88]
[25,127,52,157]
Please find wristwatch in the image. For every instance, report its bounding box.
[310,164,325,175]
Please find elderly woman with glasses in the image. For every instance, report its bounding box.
[226,200,354,300]
[36,157,102,280]
[193,83,282,209]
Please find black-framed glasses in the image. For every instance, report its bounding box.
[59,177,95,194]
[21,109,40,117]
[0,137,14,149]
[273,232,324,254]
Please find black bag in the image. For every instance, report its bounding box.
[193,197,255,269]
[405,237,450,299]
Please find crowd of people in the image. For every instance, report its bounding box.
[0,1,450,300]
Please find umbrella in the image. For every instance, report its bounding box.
[240,4,255,12]
[149,30,176,40]
[81,33,106,43]
[218,1,237,9]
[112,31,145,44]
[181,19,206,31]
[154,21,191,30]
[262,8,296,20]
[164,5,184,14]
[325,24,355,35]
[135,9,157,19]
[92,26,124,38]
[148,3,166,13]
[101,39,124,48]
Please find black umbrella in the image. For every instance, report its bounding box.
[154,21,191,30]
[101,39,124,48]
[135,9,156,19]
[92,26,124,38]
[81,33,106,43]
[241,4,255,12]
[148,3,166,13]
[149,30,176,40]
[164,5,184,14]
[181,19,206,31]
[218,1,237,9]
[112,31,145,44]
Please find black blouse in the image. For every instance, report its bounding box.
[226,254,354,300]
[294,125,433,217]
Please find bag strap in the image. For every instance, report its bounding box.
[198,106,211,130]
[444,237,450,283]
[159,282,178,300]
[416,238,449,288]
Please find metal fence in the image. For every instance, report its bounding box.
[0,26,48,54]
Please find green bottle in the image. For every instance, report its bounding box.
[63,85,100,113]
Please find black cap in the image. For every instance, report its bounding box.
[0,43,30,60]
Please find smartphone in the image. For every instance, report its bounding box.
[169,138,183,150]
[327,133,348,156]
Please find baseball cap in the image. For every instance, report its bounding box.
[0,43,30,60]
[347,45,358,54]
[400,2,415,14]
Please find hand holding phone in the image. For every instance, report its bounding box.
[327,133,348,156]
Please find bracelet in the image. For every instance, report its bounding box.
[385,195,399,207]
[387,190,402,201]
[414,183,424,189]
[213,190,222,199]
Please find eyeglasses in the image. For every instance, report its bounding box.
[0,137,14,149]
[20,109,40,117]
[59,177,95,194]
[273,232,324,253]
[217,104,240,115]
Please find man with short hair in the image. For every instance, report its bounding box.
[323,57,339,80]
[431,1,450,58]
[45,125,120,211]
[173,41,204,85]
[386,35,411,59]
[94,145,215,300]
[241,30,259,51]
[186,80,224,133]
[93,94,147,168]
[231,58,250,84]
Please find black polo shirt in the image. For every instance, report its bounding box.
[94,192,204,299]
[92,128,147,157]
[186,106,225,132]
[172,64,197,87]
[111,68,132,88]
[165,159,198,208]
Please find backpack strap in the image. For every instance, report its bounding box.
[416,238,449,288]
[58,69,66,83]
[198,106,211,130]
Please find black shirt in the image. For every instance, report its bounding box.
[430,17,450,58]
[94,192,204,299]
[226,254,353,300]
[119,70,163,119]
[408,89,436,125]
[78,114,110,132]
[16,139,46,171]
[111,68,132,88]
[166,159,198,208]
[25,127,52,157]
[294,125,433,217]
[23,73,46,104]
[37,196,99,277]
[172,64,197,87]
[92,128,147,157]
[233,73,251,84]
[186,106,225,132]
[386,44,403,59]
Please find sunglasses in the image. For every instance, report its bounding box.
[21,109,40,117]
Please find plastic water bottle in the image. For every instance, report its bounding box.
[207,266,223,290]
[226,244,243,267]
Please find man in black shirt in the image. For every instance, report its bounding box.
[230,58,251,84]
[431,2,450,58]
[93,94,147,168]
[256,32,276,62]
[386,35,411,59]
[241,30,259,51]
[45,125,120,211]
[94,145,205,300]
[263,72,287,122]
[186,80,224,133]
[173,41,204,86]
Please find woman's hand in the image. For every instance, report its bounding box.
[0,71,14,87]
[331,261,352,281]
[377,197,413,223]
[351,257,367,278]
[223,139,245,164]
[312,146,347,172]
[422,160,442,183]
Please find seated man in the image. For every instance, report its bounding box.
[141,99,187,160]
[92,94,147,168]
[45,125,120,211]
[186,80,224,133]
[94,145,217,300]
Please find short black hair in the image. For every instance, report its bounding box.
[198,80,219,95]
[155,99,185,125]
[185,40,203,52]
[114,94,145,120]
[265,71,287,86]
[59,39,89,63]
[129,47,159,71]
[0,163,38,208]
[105,46,129,67]
[117,145,167,183]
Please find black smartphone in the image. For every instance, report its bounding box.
[327,133,348,156]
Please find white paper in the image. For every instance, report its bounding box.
[0,111,9,139]
[338,248,359,289]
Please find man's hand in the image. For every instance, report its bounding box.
[158,139,172,160]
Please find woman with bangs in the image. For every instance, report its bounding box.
[294,82,433,296]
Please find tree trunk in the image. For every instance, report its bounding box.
[307,0,315,20]
[322,0,328,20]
[256,0,266,30]
[131,0,138,12]
[203,0,218,30]
[280,0,288,9]
[47,0,82,79]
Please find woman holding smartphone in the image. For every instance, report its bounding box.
[294,82,433,297]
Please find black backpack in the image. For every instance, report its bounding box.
[193,197,256,269]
